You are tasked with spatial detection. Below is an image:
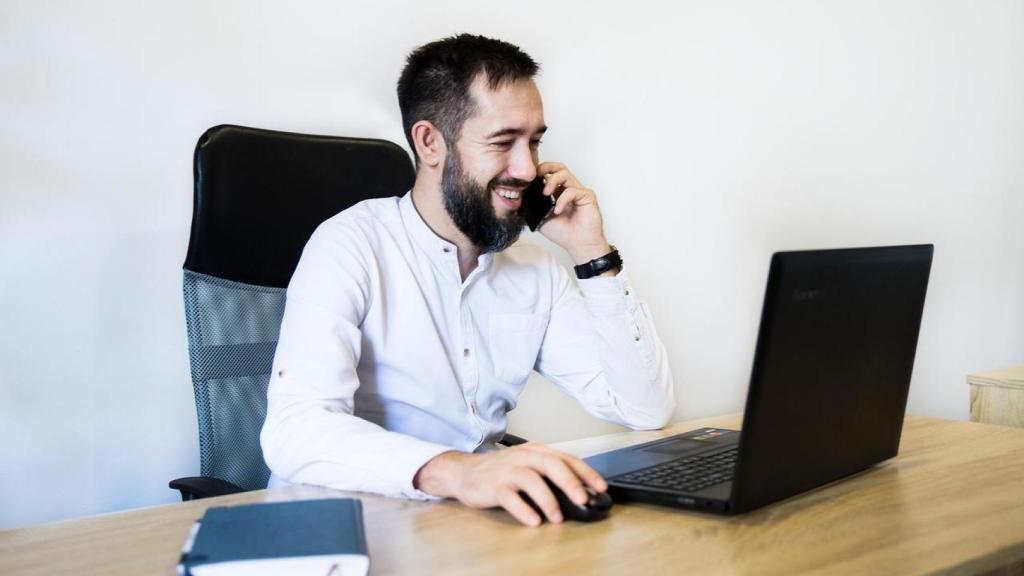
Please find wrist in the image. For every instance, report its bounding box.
[568,241,612,266]
[413,450,470,498]
[574,244,622,279]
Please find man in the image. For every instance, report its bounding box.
[260,34,674,527]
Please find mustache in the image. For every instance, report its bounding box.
[490,177,531,190]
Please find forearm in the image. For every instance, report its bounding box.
[584,275,675,427]
[539,269,676,430]
[264,292,453,498]
[261,398,453,499]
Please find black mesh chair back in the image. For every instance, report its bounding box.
[171,125,414,499]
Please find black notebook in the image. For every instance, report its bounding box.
[178,498,368,576]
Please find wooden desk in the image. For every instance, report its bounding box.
[2,414,1023,575]
[969,365,1024,427]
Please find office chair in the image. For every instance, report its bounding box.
[170,124,525,501]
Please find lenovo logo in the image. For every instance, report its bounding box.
[792,288,821,302]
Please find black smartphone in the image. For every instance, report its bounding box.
[520,177,557,231]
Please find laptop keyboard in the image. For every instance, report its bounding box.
[610,447,738,493]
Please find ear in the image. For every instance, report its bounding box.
[411,120,446,168]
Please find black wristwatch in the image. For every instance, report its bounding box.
[574,246,622,279]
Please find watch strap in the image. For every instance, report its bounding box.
[574,246,622,279]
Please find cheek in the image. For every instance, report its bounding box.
[464,150,511,187]
[474,166,505,189]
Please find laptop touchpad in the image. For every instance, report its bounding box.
[639,438,708,457]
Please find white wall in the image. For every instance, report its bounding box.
[2,0,1021,528]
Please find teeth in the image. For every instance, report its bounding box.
[497,189,520,200]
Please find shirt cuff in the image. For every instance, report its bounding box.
[577,269,638,315]
[401,442,458,501]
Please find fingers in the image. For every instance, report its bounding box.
[536,161,602,220]
[535,163,593,216]
[541,172,571,198]
[515,469,563,524]
[541,462,588,506]
[538,162,579,197]
[535,450,607,505]
[520,444,607,506]
[537,161,566,179]
[551,185,596,216]
[562,456,609,494]
[454,443,608,527]
[497,488,543,527]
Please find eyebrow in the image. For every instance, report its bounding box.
[485,125,548,139]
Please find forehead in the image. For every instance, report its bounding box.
[463,74,545,136]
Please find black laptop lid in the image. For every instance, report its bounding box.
[731,245,933,513]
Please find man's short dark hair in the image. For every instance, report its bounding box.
[397,34,539,164]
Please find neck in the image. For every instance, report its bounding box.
[410,179,482,281]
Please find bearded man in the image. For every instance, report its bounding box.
[261,34,675,526]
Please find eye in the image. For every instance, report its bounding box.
[490,140,513,148]
[530,139,543,148]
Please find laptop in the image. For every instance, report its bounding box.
[585,244,933,515]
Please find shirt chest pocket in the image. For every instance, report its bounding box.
[488,312,548,384]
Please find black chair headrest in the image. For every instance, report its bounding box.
[185,124,415,288]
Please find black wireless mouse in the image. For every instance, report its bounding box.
[520,477,613,523]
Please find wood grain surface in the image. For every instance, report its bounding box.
[2,414,1023,575]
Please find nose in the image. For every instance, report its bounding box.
[507,142,537,183]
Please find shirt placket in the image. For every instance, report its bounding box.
[460,295,482,436]
[443,243,485,444]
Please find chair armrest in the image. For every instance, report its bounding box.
[169,476,246,501]
[498,433,528,447]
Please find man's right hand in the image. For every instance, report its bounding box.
[412,443,608,526]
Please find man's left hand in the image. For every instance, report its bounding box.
[534,161,613,265]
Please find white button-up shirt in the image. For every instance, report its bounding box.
[260,193,674,499]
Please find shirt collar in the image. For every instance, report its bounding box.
[399,192,495,276]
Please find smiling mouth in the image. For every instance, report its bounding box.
[493,186,523,211]
[494,186,522,200]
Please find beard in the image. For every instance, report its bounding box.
[441,151,528,253]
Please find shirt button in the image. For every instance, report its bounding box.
[443,247,451,253]
[634,335,641,341]
[624,288,631,296]
[463,348,470,357]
